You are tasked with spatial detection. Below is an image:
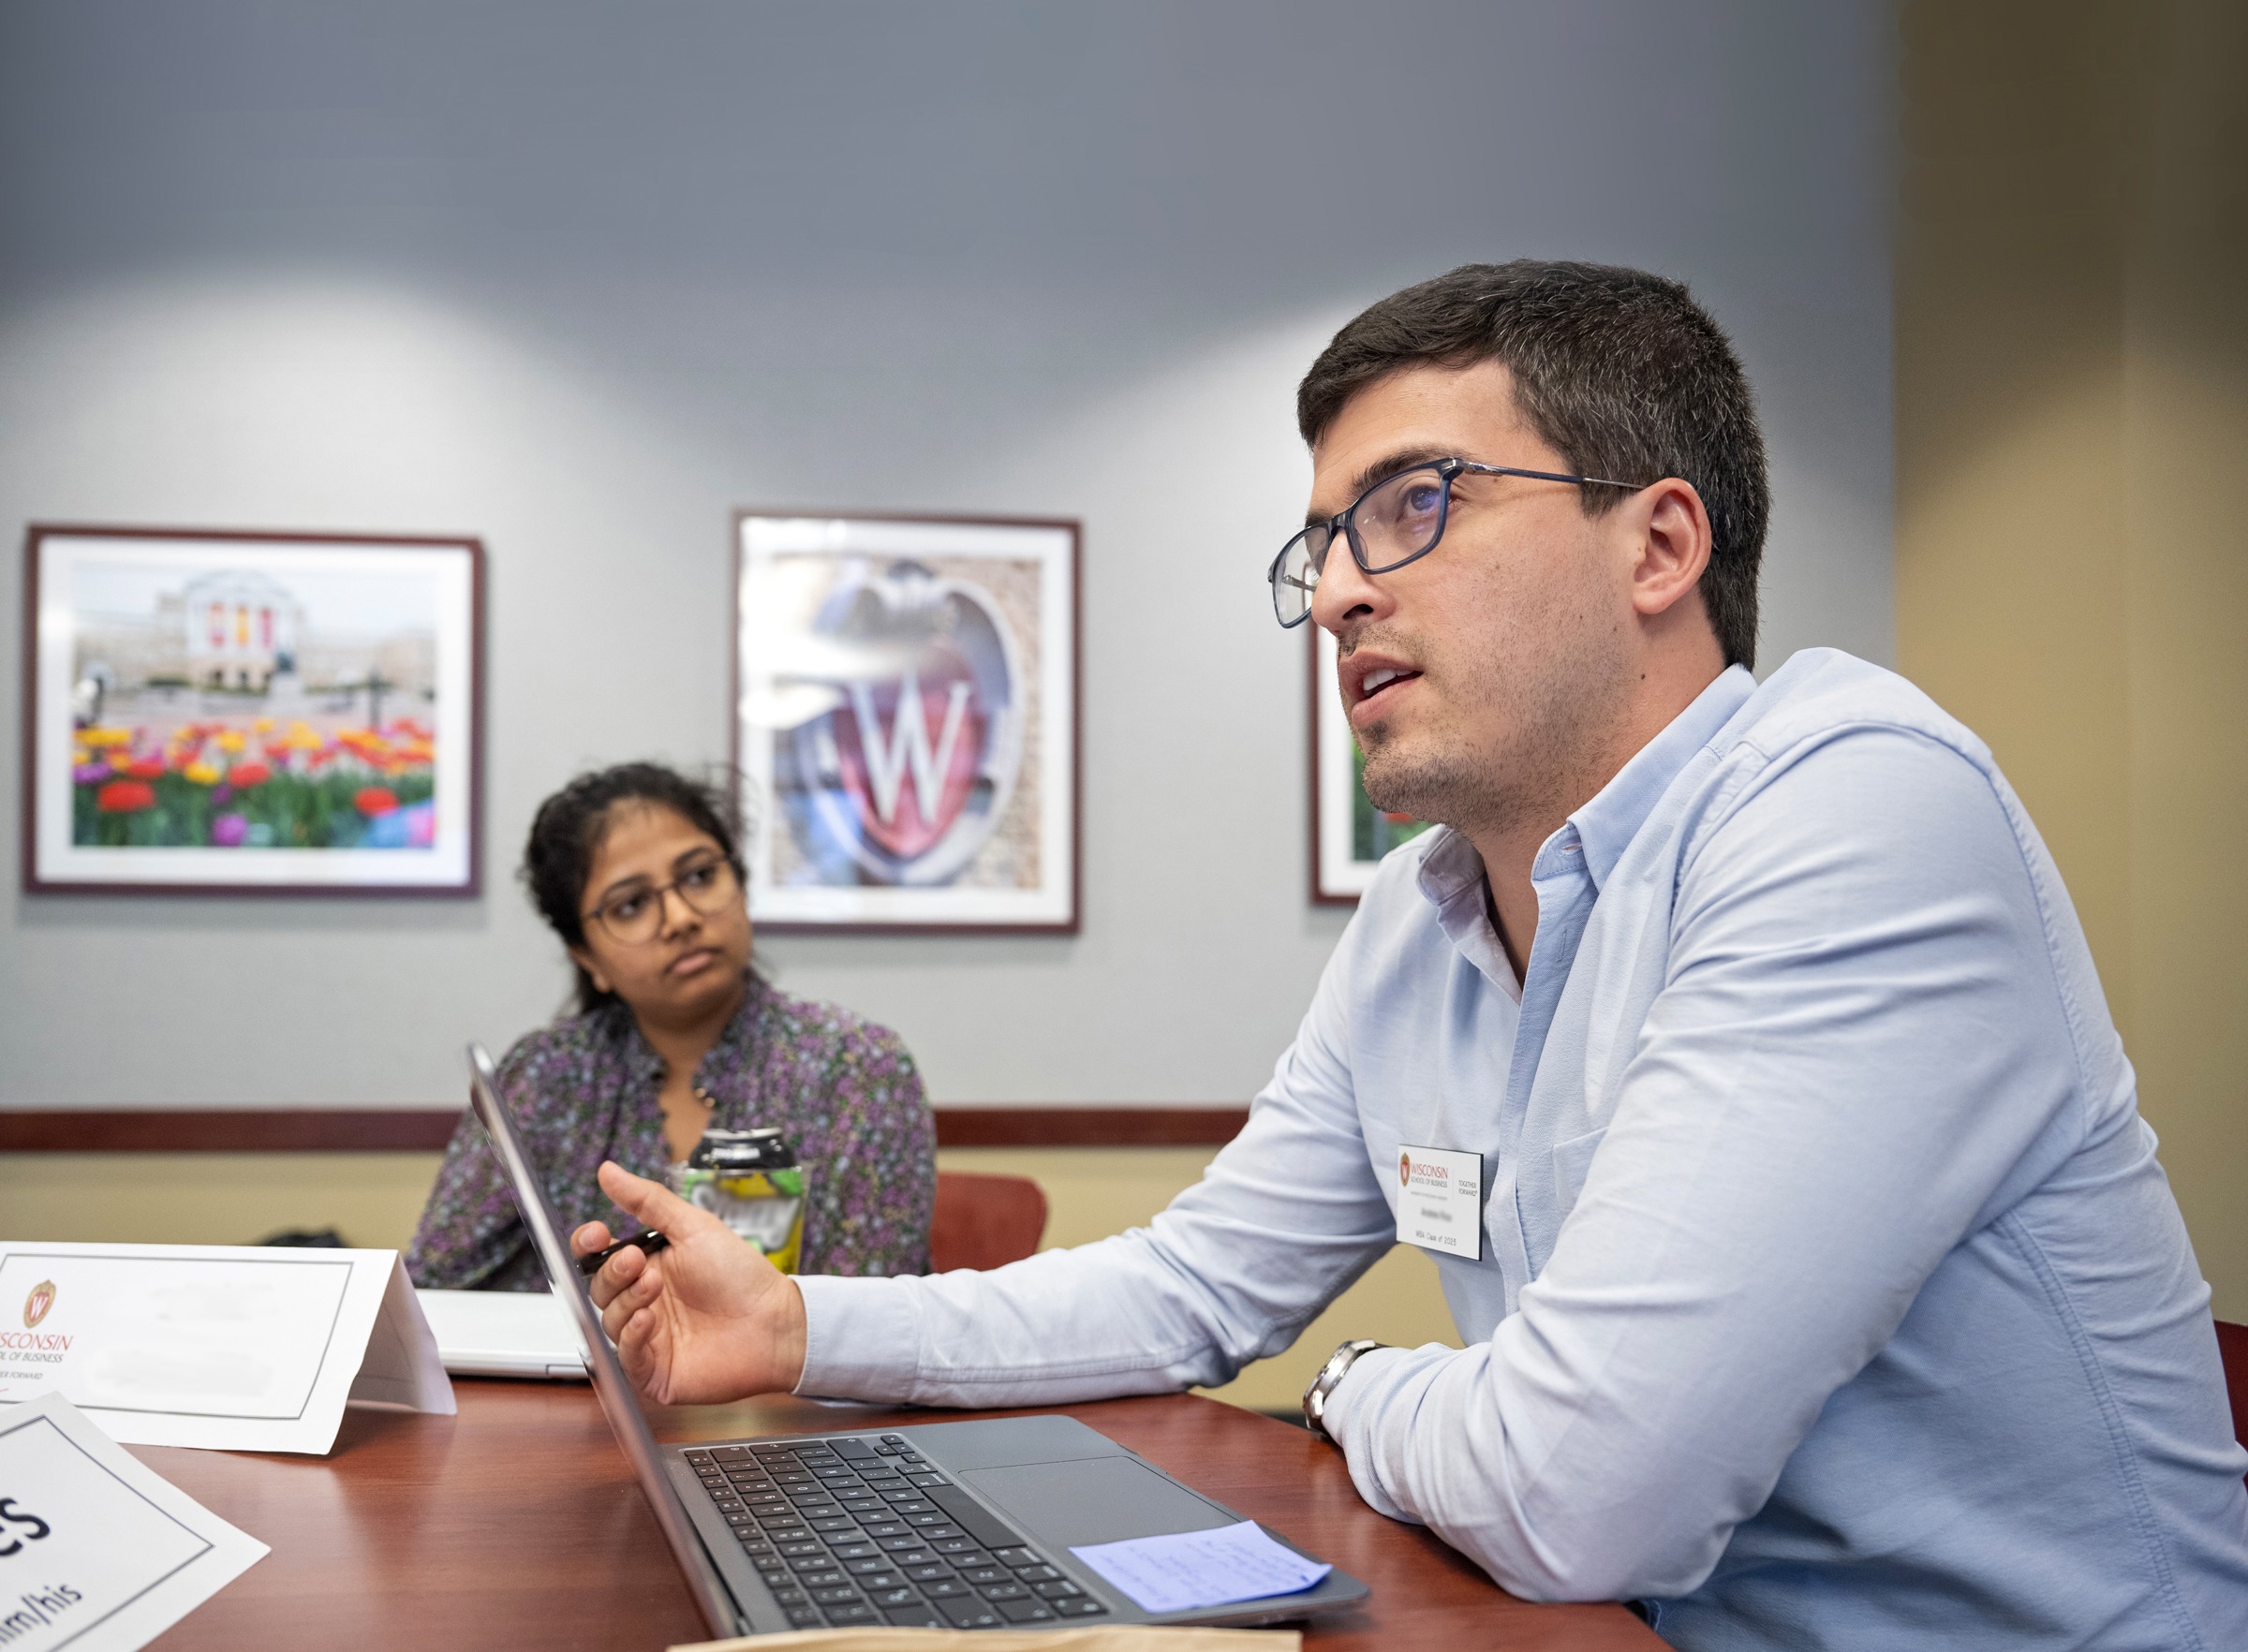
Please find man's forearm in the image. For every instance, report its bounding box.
[792,976,1401,1406]
[795,1136,1398,1408]
[797,1229,1303,1405]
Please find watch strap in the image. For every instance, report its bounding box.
[1301,1338,1386,1441]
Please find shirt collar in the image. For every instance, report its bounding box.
[1568,664,1756,891]
[1415,827,1522,999]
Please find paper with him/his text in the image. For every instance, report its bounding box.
[1069,1521,1332,1615]
[0,1390,268,1652]
[0,1243,453,1454]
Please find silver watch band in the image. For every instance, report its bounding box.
[1301,1338,1386,1441]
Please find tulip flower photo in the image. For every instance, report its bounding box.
[25,526,481,894]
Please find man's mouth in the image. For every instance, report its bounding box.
[1354,665,1422,713]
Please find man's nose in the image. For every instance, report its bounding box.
[1310,539,1389,635]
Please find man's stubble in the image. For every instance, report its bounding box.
[1352,599,1630,848]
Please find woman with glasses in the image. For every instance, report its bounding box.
[407,761,934,1290]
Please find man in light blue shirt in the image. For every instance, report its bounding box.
[579,261,2248,1646]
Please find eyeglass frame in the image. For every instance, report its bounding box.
[581,851,744,945]
[1266,455,1644,628]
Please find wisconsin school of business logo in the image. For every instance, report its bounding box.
[22,1280,55,1330]
[781,559,1024,887]
[1399,1151,1412,1188]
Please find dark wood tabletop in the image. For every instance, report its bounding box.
[137,1380,1663,1651]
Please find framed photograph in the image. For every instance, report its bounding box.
[22,525,482,896]
[733,510,1078,933]
[1310,626,1433,905]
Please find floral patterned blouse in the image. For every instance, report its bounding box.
[407,975,934,1290]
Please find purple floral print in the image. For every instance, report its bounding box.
[407,974,933,1290]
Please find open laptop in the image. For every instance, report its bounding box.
[466,1041,1369,1637]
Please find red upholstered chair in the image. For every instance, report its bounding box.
[928,1172,1049,1273]
[2214,1320,2248,1472]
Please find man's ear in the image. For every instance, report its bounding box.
[1629,478,1714,619]
[569,945,613,996]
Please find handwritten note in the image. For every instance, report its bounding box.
[1070,1520,1332,1615]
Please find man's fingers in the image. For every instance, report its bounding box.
[571,1219,614,1259]
[599,1265,644,1339]
[613,1302,658,1382]
[596,1159,709,1232]
[614,1300,656,1361]
[587,1241,645,1310]
[600,1258,664,1341]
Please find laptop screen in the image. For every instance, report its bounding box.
[465,1041,740,1637]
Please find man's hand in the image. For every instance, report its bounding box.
[571,1160,808,1405]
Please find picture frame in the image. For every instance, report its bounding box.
[22,524,483,897]
[732,509,1079,934]
[1309,625,1433,905]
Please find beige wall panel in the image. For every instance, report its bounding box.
[0,1151,443,1250]
[1,1143,1463,1414]
[1894,0,2134,1026]
[1899,0,2248,1312]
[2119,0,2248,1317]
[2122,353,2248,1310]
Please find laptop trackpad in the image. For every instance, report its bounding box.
[958,1456,1238,1547]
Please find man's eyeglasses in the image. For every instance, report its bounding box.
[584,854,741,945]
[1266,456,1641,628]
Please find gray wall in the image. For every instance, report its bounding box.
[0,1,1893,1107]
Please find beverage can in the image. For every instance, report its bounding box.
[668,1128,806,1273]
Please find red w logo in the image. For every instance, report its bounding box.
[833,662,986,860]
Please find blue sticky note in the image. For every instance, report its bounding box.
[1069,1519,1333,1615]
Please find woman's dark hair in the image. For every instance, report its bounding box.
[521,761,747,1014]
[1297,259,1769,670]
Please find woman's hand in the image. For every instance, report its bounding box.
[570,1160,808,1404]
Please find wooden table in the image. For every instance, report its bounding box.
[138,1381,1662,1650]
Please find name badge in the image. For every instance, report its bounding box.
[1396,1144,1483,1260]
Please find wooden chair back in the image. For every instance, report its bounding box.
[2214,1320,2248,1466]
[928,1171,1048,1273]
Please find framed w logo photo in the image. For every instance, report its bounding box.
[732,511,1078,933]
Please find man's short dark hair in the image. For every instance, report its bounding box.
[1297,260,1768,669]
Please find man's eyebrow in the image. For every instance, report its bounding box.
[1305,447,1453,527]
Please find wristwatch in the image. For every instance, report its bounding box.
[1301,1339,1387,1441]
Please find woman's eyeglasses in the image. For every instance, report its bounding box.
[584,855,741,945]
[1267,456,1641,628]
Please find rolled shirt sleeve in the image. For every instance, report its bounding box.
[797,929,1398,1407]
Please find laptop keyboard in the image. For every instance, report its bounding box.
[685,1433,1113,1631]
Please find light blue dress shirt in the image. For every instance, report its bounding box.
[798,649,2248,1648]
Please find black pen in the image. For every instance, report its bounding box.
[577,1229,672,1276]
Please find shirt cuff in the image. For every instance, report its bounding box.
[793,1273,925,1402]
[1322,1341,1425,1524]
